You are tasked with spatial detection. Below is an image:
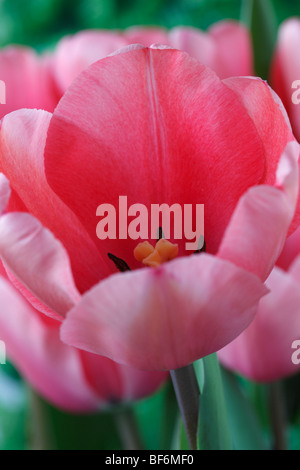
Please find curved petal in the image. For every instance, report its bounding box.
[79,351,167,404]
[45,46,279,267]
[0,212,80,319]
[0,109,111,292]
[218,265,300,382]
[218,142,299,281]
[60,253,267,371]
[288,255,300,284]
[0,276,100,412]
[276,227,300,271]
[222,76,295,186]
[0,46,58,119]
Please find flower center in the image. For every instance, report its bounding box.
[134,239,179,267]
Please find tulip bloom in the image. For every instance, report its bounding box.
[52,21,253,93]
[218,227,300,382]
[271,18,300,142]
[0,46,59,119]
[0,45,298,375]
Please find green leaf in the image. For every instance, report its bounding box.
[221,368,268,450]
[283,372,300,423]
[196,354,232,450]
[241,0,277,79]
[171,416,190,450]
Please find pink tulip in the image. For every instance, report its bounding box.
[271,18,300,142]
[0,46,59,119]
[218,226,300,382]
[0,45,297,374]
[51,21,253,93]
[168,21,253,79]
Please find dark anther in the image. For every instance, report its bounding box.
[107,253,131,272]
[158,226,163,241]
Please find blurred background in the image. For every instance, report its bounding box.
[0,0,298,49]
[0,0,300,451]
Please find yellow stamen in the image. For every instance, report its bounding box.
[133,241,154,262]
[134,239,178,267]
[155,238,179,262]
[143,249,162,268]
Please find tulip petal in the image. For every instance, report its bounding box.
[276,227,300,271]
[218,265,300,381]
[218,142,299,281]
[0,212,80,318]
[79,351,167,403]
[61,253,267,371]
[45,46,276,267]
[222,76,295,185]
[0,276,100,411]
[0,109,111,292]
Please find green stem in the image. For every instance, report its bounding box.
[269,381,288,450]
[114,406,144,450]
[170,364,200,450]
[241,0,277,79]
[29,389,56,450]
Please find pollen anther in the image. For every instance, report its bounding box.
[134,238,178,267]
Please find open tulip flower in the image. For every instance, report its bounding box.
[218,226,300,382]
[0,45,299,378]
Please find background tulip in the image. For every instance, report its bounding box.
[271,18,300,142]
[218,228,300,382]
[51,21,253,94]
[0,46,59,119]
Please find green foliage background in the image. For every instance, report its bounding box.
[0,0,299,49]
